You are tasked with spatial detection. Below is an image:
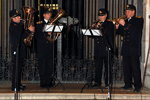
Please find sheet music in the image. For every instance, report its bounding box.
[82,29,91,35]
[91,29,102,36]
[44,25,63,32]
[82,29,102,36]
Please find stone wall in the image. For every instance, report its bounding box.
[142,0,150,89]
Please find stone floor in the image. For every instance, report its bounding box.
[0,81,150,100]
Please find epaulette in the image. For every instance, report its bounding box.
[136,16,143,18]
[107,19,111,22]
[36,21,43,24]
[106,19,115,24]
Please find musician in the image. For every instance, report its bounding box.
[35,8,54,88]
[9,9,34,91]
[92,9,114,88]
[116,4,143,92]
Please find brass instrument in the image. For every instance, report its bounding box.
[111,16,127,25]
[49,9,65,25]
[23,7,35,46]
[91,20,104,29]
[46,9,65,42]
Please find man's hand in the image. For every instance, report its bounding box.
[118,19,125,26]
[48,32,52,35]
[28,25,35,32]
[115,24,119,29]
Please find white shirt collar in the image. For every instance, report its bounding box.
[44,19,49,23]
[128,17,132,21]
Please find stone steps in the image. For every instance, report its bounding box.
[0,93,150,100]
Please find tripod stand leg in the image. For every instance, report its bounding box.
[81,82,104,93]
[14,89,19,100]
[49,71,65,90]
[80,82,92,93]
[106,47,112,100]
[53,77,65,90]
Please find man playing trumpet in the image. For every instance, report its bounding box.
[92,9,114,88]
[116,4,144,92]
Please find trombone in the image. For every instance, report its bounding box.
[46,9,65,42]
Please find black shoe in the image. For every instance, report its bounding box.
[40,85,47,88]
[20,84,26,90]
[92,83,101,89]
[11,84,26,91]
[134,88,141,93]
[11,88,24,92]
[121,86,132,90]
[40,84,52,88]
[105,85,109,89]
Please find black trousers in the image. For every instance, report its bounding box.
[94,56,112,86]
[38,57,54,86]
[11,50,24,90]
[122,56,142,89]
[37,41,55,87]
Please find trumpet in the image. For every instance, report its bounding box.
[111,16,127,25]
[91,20,104,29]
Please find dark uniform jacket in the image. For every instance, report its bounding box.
[35,20,54,59]
[9,21,29,58]
[94,20,114,57]
[117,17,144,56]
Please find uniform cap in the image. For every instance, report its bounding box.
[9,9,21,18]
[98,9,107,16]
[43,8,52,14]
[125,4,136,11]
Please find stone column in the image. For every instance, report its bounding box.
[141,0,150,89]
[14,0,22,9]
[133,0,143,16]
[56,0,62,81]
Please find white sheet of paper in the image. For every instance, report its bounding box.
[44,25,63,32]
[82,29,102,36]
[91,29,102,36]
[82,29,91,35]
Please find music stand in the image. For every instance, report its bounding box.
[43,25,65,90]
[81,28,103,93]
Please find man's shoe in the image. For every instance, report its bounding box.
[105,85,109,89]
[121,86,132,90]
[134,88,141,93]
[11,88,24,92]
[40,84,52,88]
[20,84,26,90]
[11,84,26,91]
[92,83,101,89]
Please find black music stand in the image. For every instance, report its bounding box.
[13,45,19,100]
[44,25,65,90]
[81,29,103,93]
[44,25,63,40]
